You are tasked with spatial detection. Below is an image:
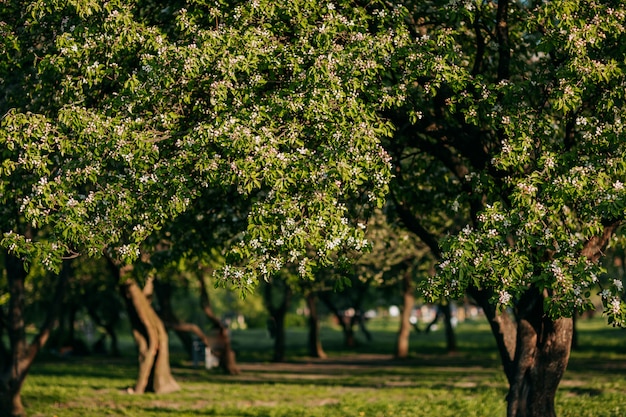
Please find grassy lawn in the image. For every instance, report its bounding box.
[21,317,626,417]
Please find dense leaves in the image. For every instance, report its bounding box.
[394,0,626,325]
[2,0,626,319]
[1,0,406,292]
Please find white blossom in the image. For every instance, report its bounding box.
[498,290,512,305]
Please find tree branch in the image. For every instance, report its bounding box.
[390,190,442,259]
[496,0,510,81]
[581,221,622,263]
[471,11,486,76]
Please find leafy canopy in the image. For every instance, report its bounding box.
[1,0,407,292]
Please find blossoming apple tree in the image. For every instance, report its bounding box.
[0,1,405,415]
[382,1,626,416]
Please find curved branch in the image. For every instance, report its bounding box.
[390,190,442,259]
[581,221,622,263]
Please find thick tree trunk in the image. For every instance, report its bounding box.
[507,290,572,417]
[396,269,415,358]
[198,275,239,374]
[119,275,180,394]
[305,292,326,359]
[472,286,571,417]
[1,253,68,417]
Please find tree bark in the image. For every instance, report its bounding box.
[85,306,121,356]
[0,253,68,417]
[115,266,179,394]
[197,275,240,375]
[319,292,356,348]
[305,292,326,359]
[506,289,572,417]
[396,268,414,358]
[153,280,194,355]
[469,287,517,384]
[264,280,291,362]
[441,302,457,353]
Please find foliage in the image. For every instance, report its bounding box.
[370,0,626,325]
[1,0,404,290]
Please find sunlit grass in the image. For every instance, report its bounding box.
[21,316,626,417]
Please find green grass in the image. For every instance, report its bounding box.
[20,317,626,417]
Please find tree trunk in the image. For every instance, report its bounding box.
[198,275,239,375]
[396,269,414,358]
[353,312,372,342]
[0,253,68,417]
[0,254,29,417]
[118,273,180,394]
[305,292,326,359]
[264,280,291,362]
[506,289,572,417]
[85,307,121,356]
[469,287,517,381]
[319,292,356,348]
[153,280,194,356]
[441,302,457,353]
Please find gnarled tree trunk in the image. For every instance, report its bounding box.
[305,292,326,359]
[471,286,572,417]
[0,253,68,417]
[112,262,179,394]
[506,289,572,417]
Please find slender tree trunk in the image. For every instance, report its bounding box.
[469,287,517,381]
[264,280,291,362]
[67,304,77,345]
[0,313,7,370]
[319,293,356,348]
[153,280,194,355]
[115,264,179,394]
[198,275,239,375]
[0,253,68,417]
[0,254,29,417]
[305,292,326,359]
[272,308,287,362]
[506,289,572,417]
[85,307,121,356]
[441,302,457,353]
[353,312,372,342]
[396,269,414,358]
